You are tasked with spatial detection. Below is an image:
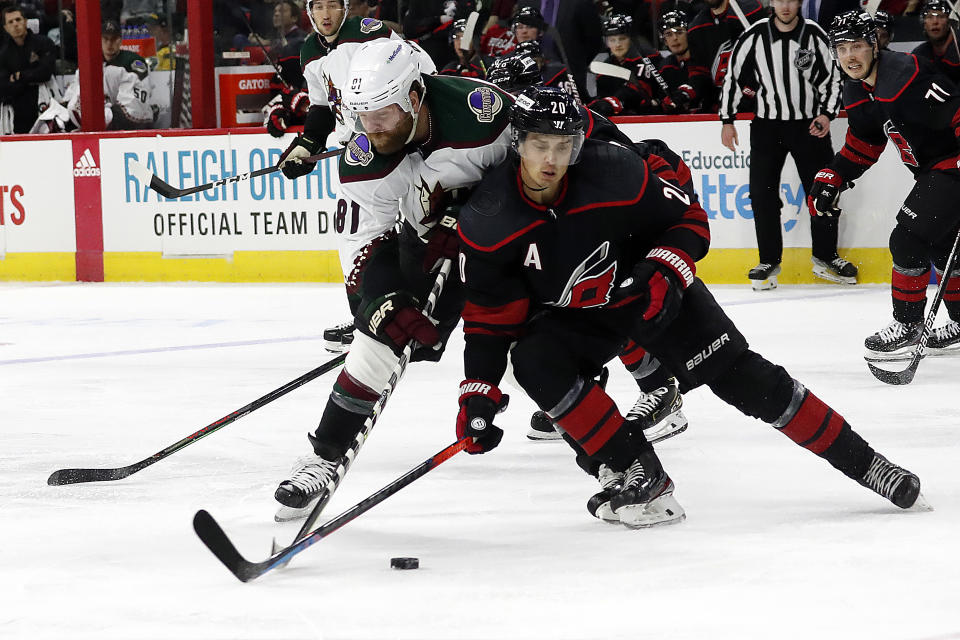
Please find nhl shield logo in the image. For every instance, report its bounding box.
[359,18,383,33]
[467,87,503,123]
[794,48,814,71]
[345,134,374,166]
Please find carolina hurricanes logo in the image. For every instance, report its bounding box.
[553,242,618,309]
[883,121,919,167]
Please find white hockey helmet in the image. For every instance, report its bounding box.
[307,0,348,36]
[341,40,430,140]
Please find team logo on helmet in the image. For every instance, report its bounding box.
[794,47,814,70]
[359,17,383,33]
[345,134,374,166]
[467,87,503,123]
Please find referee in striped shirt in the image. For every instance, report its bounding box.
[719,0,855,289]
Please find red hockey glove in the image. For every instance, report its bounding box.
[807,168,843,217]
[612,247,695,339]
[422,210,459,273]
[457,379,507,454]
[662,84,695,113]
[359,291,440,355]
[266,104,290,138]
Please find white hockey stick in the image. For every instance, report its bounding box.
[462,10,480,52]
[727,0,752,30]
[589,60,632,81]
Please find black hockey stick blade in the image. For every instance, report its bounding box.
[196,439,471,582]
[867,359,920,386]
[47,353,346,486]
[129,147,344,200]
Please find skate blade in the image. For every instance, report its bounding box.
[644,411,689,444]
[909,492,934,512]
[863,348,919,363]
[323,341,350,354]
[926,345,960,357]
[274,502,315,523]
[616,494,686,529]
[750,276,778,291]
[526,429,563,441]
[812,267,857,285]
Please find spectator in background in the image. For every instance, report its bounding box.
[143,12,173,69]
[587,14,661,116]
[404,0,457,68]
[875,9,894,49]
[878,0,921,16]
[803,0,860,29]
[0,4,57,133]
[912,0,960,84]
[122,0,165,25]
[514,38,575,95]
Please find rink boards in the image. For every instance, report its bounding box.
[0,116,909,283]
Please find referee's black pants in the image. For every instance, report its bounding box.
[749,118,838,266]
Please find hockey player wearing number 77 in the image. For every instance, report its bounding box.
[809,11,960,362]
[456,86,926,529]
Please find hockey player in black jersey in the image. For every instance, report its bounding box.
[487,56,691,450]
[587,13,663,117]
[810,11,960,360]
[456,86,925,528]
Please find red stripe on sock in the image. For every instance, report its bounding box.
[555,385,625,455]
[619,340,647,367]
[780,391,846,454]
[892,268,929,302]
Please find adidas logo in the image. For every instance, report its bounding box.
[73,149,101,177]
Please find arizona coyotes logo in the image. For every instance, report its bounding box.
[324,74,343,124]
[553,242,618,309]
[416,178,448,223]
[883,121,919,167]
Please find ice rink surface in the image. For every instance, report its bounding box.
[2,281,958,640]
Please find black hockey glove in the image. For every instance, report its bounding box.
[662,84,695,114]
[587,96,622,118]
[265,103,290,138]
[359,291,440,355]
[457,379,507,454]
[279,133,322,179]
[807,168,843,217]
[613,248,695,340]
[422,208,460,273]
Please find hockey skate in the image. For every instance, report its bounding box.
[626,377,688,444]
[863,319,923,362]
[609,451,685,528]
[928,320,960,355]
[586,464,624,523]
[858,452,925,509]
[274,454,341,522]
[812,256,858,285]
[748,263,781,291]
[323,319,355,354]
[527,410,563,440]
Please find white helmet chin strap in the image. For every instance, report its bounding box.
[404,85,427,145]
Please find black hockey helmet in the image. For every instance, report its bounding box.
[513,5,546,31]
[920,0,952,20]
[510,86,585,164]
[514,39,543,59]
[602,13,633,36]
[449,17,478,47]
[828,10,877,53]
[487,54,543,94]
[873,9,894,36]
[659,10,688,35]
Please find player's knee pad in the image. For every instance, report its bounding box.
[707,349,795,423]
[340,330,400,395]
[888,224,930,270]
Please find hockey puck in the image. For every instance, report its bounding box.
[390,557,419,570]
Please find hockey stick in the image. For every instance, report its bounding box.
[47,352,347,486]
[727,0,752,30]
[273,259,454,556]
[194,438,471,582]
[545,25,583,104]
[589,59,672,106]
[239,9,293,90]
[129,147,344,200]
[867,226,960,385]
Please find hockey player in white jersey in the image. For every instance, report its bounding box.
[277,0,435,353]
[274,39,514,516]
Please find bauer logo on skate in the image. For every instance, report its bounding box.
[686,333,730,370]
